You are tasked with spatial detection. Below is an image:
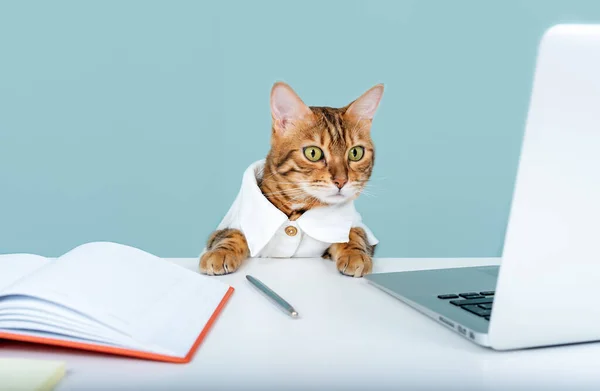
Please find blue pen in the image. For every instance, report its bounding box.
[246,275,299,318]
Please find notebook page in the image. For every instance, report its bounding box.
[0,254,48,292]
[0,295,112,332]
[0,299,137,347]
[0,319,130,347]
[1,242,231,356]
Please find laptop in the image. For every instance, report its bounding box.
[365,24,600,350]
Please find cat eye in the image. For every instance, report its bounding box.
[348,146,365,161]
[303,146,323,162]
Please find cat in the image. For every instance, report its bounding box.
[200,82,384,277]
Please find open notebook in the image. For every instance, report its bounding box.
[0,242,233,363]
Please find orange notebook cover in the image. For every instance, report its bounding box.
[0,287,234,364]
[0,242,235,364]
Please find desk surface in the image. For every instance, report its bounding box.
[2,257,599,391]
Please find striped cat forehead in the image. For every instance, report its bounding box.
[304,107,371,147]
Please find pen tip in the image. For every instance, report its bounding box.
[291,311,298,317]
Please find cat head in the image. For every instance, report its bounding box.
[265,82,384,206]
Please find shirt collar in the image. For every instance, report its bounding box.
[238,159,356,256]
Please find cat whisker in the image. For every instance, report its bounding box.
[283,192,311,207]
[357,182,377,188]
[262,189,308,197]
[267,176,306,185]
[363,176,387,182]
[261,178,314,186]
[360,186,383,195]
[353,177,386,185]
[304,196,320,209]
[259,168,292,184]
[262,193,307,199]
[357,189,378,198]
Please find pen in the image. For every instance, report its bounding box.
[246,275,299,318]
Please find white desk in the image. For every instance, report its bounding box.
[2,257,599,391]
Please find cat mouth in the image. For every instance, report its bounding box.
[302,185,356,204]
[321,191,352,204]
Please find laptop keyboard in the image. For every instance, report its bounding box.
[437,291,494,320]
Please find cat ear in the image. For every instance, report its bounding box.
[344,84,384,120]
[270,82,313,132]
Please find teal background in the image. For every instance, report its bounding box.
[1,0,598,258]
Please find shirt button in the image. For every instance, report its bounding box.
[285,226,298,236]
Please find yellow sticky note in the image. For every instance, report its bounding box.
[0,358,66,391]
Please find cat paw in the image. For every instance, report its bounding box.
[199,250,242,276]
[335,251,373,278]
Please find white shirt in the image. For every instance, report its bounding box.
[211,159,378,258]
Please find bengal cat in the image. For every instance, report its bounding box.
[200,82,384,277]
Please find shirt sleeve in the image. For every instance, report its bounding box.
[352,210,379,246]
[199,191,242,257]
[216,191,242,231]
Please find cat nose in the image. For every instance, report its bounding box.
[333,177,347,189]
